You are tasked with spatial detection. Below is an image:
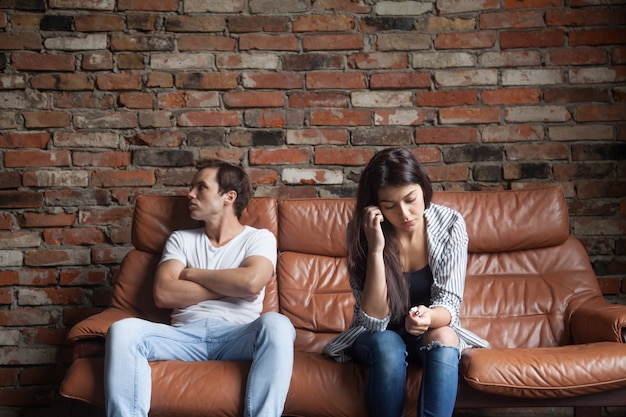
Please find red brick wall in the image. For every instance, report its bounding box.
[0,0,625,413]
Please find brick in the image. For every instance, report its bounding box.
[349,52,408,69]
[0,74,27,89]
[178,111,240,127]
[31,73,94,92]
[444,144,503,163]
[0,91,49,110]
[281,168,343,185]
[376,33,431,51]
[351,91,412,108]
[186,0,245,13]
[18,288,84,305]
[544,87,608,104]
[223,91,284,108]
[569,29,626,47]
[54,131,119,148]
[126,13,157,31]
[577,181,626,200]
[289,92,348,108]
[421,16,475,32]
[572,143,626,161]
[10,13,42,30]
[548,125,614,141]
[412,52,475,68]
[19,212,76,228]
[176,72,238,90]
[0,250,23,267]
[503,162,550,180]
[139,111,174,128]
[79,207,134,226]
[438,0,499,14]
[22,170,89,187]
[0,191,43,209]
[282,53,344,71]
[49,0,115,10]
[24,249,90,267]
[553,162,613,181]
[133,149,194,167]
[480,11,544,29]
[482,88,541,105]
[439,107,500,125]
[370,72,430,89]
[81,51,113,70]
[44,189,110,207]
[310,109,371,126]
[240,34,299,51]
[303,34,363,51]
[118,0,178,11]
[546,8,611,27]
[374,109,436,126]
[165,15,226,32]
[74,112,137,129]
[147,72,174,88]
[111,34,174,51]
[228,16,290,33]
[229,130,283,147]
[91,170,155,186]
[435,31,496,49]
[119,92,152,109]
[417,127,479,144]
[570,67,626,84]
[198,148,246,164]
[0,132,49,148]
[314,148,374,166]
[249,0,307,14]
[75,14,124,31]
[59,268,107,286]
[43,227,106,246]
[286,129,349,145]
[244,109,286,128]
[217,53,279,70]
[504,29,566,49]
[574,104,626,122]
[44,34,107,51]
[482,125,544,142]
[573,218,626,236]
[502,69,563,86]
[293,14,354,32]
[243,72,303,89]
[435,69,498,87]
[130,131,185,147]
[503,0,560,9]
[507,143,570,161]
[0,32,41,50]
[5,150,70,168]
[549,48,607,66]
[479,51,541,67]
[0,231,40,249]
[352,127,413,146]
[416,90,478,107]
[505,105,571,123]
[249,148,310,165]
[0,172,20,189]
[11,53,74,71]
[358,17,415,32]
[151,53,215,70]
[178,35,237,50]
[118,53,144,70]
[96,73,142,90]
[53,91,115,109]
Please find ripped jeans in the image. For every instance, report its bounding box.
[351,329,459,417]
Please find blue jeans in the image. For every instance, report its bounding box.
[104,312,295,417]
[351,329,459,417]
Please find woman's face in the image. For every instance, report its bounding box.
[377,184,425,232]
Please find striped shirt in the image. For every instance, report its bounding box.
[323,203,489,362]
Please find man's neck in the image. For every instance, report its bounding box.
[204,217,245,247]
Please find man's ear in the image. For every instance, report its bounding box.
[224,190,237,206]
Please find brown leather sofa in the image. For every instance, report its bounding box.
[60,187,626,417]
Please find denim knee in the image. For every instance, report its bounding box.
[354,330,407,370]
[257,312,296,343]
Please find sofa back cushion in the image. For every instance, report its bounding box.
[277,187,600,352]
[111,195,280,322]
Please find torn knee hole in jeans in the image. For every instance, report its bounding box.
[420,341,457,351]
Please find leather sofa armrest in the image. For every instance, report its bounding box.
[67,308,137,343]
[570,298,626,344]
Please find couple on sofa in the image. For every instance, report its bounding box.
[104,147,488,417]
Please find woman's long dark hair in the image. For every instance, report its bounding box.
[348,147,433,322]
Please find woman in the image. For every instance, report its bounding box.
[323,147,488,417]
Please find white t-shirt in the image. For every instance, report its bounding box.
[159,225,277,326]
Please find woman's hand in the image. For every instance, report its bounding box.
[405,305,431,336]
[363,205,385,253]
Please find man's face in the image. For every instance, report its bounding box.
[187,168,228,221]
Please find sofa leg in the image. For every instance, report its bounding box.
[574,406,601,417]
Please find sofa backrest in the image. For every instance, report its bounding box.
[109,195,279,324]
[277,187,602,352]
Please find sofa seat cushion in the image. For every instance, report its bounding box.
[461,342,626,398]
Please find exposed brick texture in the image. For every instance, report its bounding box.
[0,0,624,414]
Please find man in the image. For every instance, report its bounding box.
[104,159,295,417]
